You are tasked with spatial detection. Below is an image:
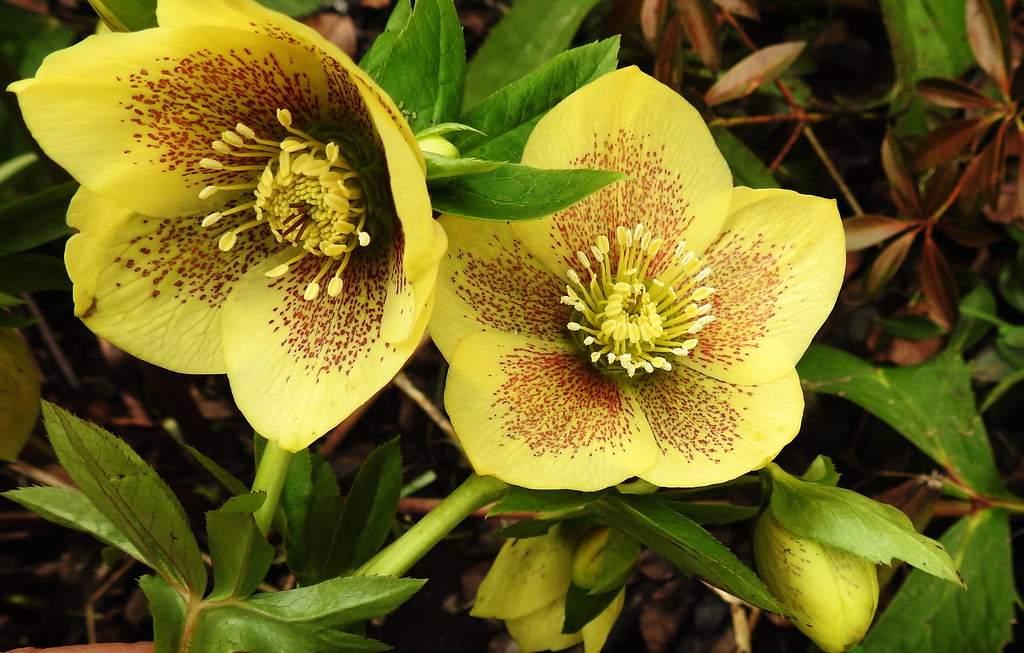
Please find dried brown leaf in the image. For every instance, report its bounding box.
[844,215,915,251]
[679,0,721,71]
[916,77,997,109]
[864,230,918,299]
[704,41,804,106]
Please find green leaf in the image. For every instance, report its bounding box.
[334,438,403,572]
[463,0,604,109]
[859,508,1016,653]
[798,346,1008,499]
[189,576,424,653]
[710,127,779,189]
[253,0,325,18]
[490,487,607,515]
[424,153,503,181]
[562,583,619,635]
[2,486,144,561]
[454,38,619,162]
[0,252,70,293]
[281,449,344,586]
[876,314,947,340]
[206,493,274,601]
[358,0,412,77]
[140,575,187,653]
[430,164,626,220]
[41,402,206,594]
[666,501,759,526]
[84,0,157,31]
[763,464,962,585]
[363,0,465,132]
[494,517,563,538]
[180,443,249,497]
[880,0,975,135]
[591,494,789,614]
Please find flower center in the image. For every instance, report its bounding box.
[561,223,715,378]
[198,109,371,300]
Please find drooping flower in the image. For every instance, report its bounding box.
[10,0,445,450]
[472,527,625,653]
[431,67,844,491]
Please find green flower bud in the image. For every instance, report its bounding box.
[417,134,460,159]
[754,510,879,653]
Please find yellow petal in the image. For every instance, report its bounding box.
[581,588,626,653]
[684,187,845,385]
[64,188,276,374]
[637,368,803,487]
[430,215,567,359]
[513,66,733,278]
[220,216,440,451]
[505,598,585,653]
[444,331,659,491]
[472,530,574,620]
[13,27,335,218]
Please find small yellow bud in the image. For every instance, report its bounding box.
[753,510,879,653]
[417,134,460,159]
[572,526,612,589]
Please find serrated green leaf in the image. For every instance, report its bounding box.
[206,493,273,601]
[859,508,1016,653]
[281,449,344,586]
[431,164,626,220]
[463,0,603,109]
[490,487,607,516]
[180,442,248,496]
[453,38,619,161]
[710,127,779,189]
[764,464,962,585]
[798,346,1008,499]
[591,494,789,614]
[140,575,187,653]
[3,486,144,561]
[335,438,403,572]
[42,402,206,594]
[359,0,412,77]
[363,0,465,132]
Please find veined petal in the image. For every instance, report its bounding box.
[65,188,271,374]
[471,531,574,620]
[514,66,733,279]
[581,588,626,653]
[14,27,344,218]
[684,187,845,385]
[638,368,804,487]
[220,215,438,451]
[505,598,584,653]
[430,215,567,359]
[444,331,658,491]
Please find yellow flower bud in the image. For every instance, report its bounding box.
[753,510,879,653]
[572,526,612,589]
[0,328,39,461]
[417,134,460,159]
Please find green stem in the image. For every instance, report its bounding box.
[356,473,508,577]
[251,438,294,536]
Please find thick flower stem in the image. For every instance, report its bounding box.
[355,473,508,577]
[251,438,294,536]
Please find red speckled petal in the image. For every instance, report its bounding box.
[220,213,444,451]
[683,187,845,386]
[11,26,377,219]
[64,188,272,374]
[444,331,659,491]
[637,368,804,488]
[430,215,568,359]
[513,67,733,279]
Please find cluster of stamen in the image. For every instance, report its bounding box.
[561,223,715,377]
[198,109,369,300]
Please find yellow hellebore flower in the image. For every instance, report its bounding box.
[10,0,446,450]
[431,67,844,491]
[472,528,625,653]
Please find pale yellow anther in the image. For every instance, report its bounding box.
[218,231,238,251]
[236,123,256,140]
[304,282,320,301]
[213,141,233,154]
[328,277,344,297]
[358,232,371,247]
[277,108,293,127]
[222,131,244,147]
[265,263,290,278]
[200,158,224,170]
[199,185,218,200]
[202,212,223,227]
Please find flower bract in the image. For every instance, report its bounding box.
[431,67,845,491]
[10,0,446,450]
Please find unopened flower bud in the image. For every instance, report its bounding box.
[417,134,460,159]
[753,510,878,653]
